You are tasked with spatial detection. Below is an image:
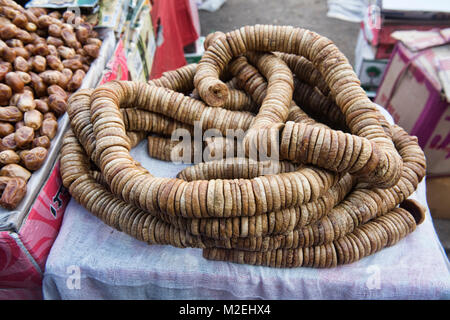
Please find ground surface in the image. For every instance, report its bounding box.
[198,0,449,259]
[198,0,359,64]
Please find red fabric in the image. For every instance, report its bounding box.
[0,232,42,289]
[20,161,70,271]
[0,161,70,299]
[150,0,198,79]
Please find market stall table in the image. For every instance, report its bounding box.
[42,108,450,300]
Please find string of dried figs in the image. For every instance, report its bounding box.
[67,81,426,246]
[66,89,352,240]
[0,0,102,209]
[60,25,427,268]
[60,121,425,266]
[196,26,404,188]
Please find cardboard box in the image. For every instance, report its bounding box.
[361,1,450,60]
[97,0,130,33]
[426,177,450,219]
[381,0,450,21]
[374,23,450,59]
[185,36,205,64]
[354,28,388,99]
[126,1,156,81]
[375,31,450,177]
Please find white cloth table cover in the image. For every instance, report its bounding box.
[42,108,450,300]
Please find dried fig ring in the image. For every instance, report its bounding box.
[73,83,339,218]
[196,25,402,188]
[59,24,428,268]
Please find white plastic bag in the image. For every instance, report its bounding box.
[327,0,368,23]
[197,0,226,12]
